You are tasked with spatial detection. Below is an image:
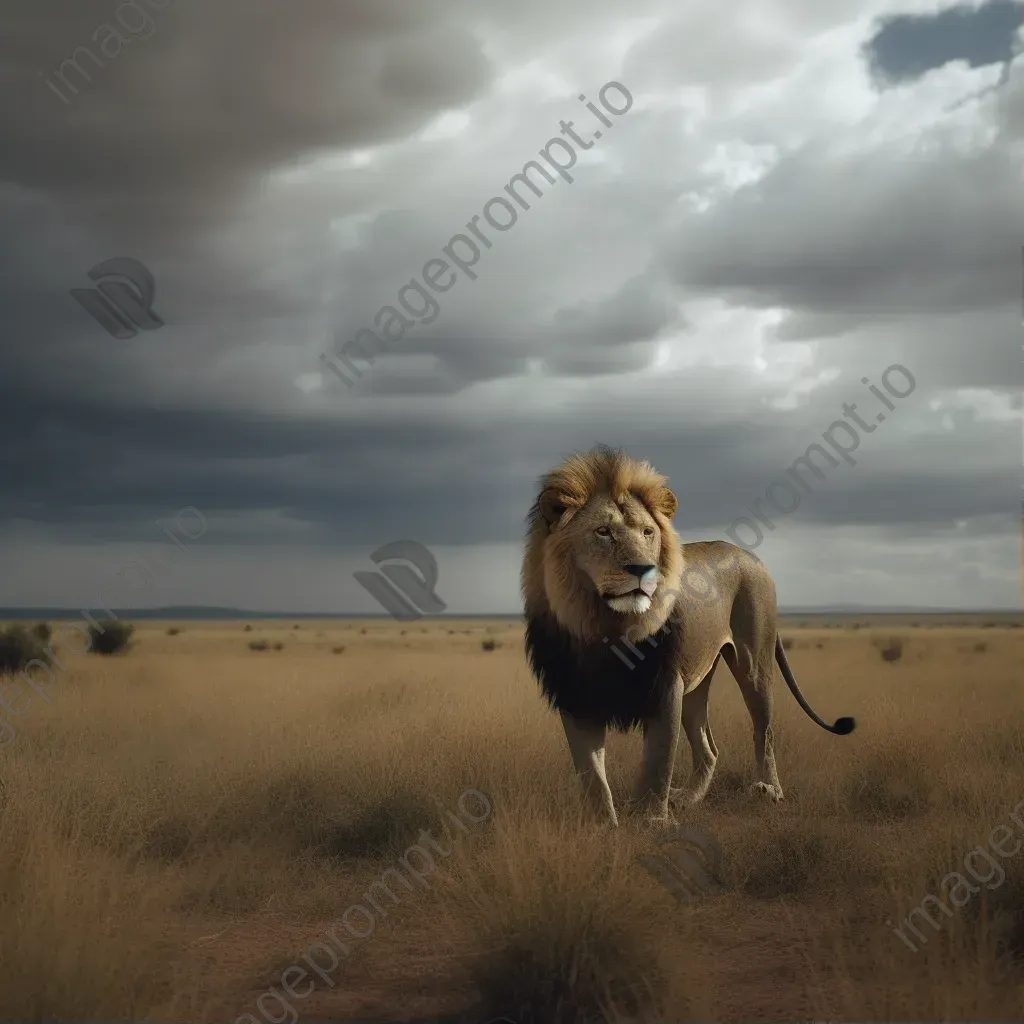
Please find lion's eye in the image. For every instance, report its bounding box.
[595,526,611,538]
[644,528,655,538]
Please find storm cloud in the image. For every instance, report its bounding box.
[0,0,1019,613]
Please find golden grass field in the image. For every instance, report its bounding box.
[1,615,1022,1023]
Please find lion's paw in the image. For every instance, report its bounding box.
[749,781,783,802]
[639,809,678,831]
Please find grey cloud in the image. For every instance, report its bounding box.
[3,0,493,236]
[0,0,1019,611]
[661,137,1024,322]
[865,0,1023,86]
[0,353,1014,549]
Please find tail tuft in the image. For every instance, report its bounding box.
[833,716,856,735]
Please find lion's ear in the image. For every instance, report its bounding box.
[537,488,578,528]
[650,487,678,519]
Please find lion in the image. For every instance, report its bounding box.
[521,446,855,827]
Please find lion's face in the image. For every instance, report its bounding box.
[522,448,684,642]
[557,493,664,615]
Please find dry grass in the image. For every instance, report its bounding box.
[0,618,1022,1022]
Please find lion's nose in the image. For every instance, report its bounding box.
[623,563,656,579]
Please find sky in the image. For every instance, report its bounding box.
[0,0,1021,614]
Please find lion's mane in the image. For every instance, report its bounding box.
[521,447,686,731]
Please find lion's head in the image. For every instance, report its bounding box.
[522,447,683,642]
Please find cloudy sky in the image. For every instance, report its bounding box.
[0,0,1020,614]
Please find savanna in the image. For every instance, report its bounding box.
[0,615,1021,1023]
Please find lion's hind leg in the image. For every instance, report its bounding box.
[722,643,784,802]
[671,659,720,808]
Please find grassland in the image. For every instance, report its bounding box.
[0,615,1022,1022]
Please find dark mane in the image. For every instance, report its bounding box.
[524,612,686,732]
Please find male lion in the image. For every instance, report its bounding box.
[522,446,855,827]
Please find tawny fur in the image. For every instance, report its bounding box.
[521,446,855,827]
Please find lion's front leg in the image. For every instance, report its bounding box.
[559,711,618,827]
[630,675,684,825]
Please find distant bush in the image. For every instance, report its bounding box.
[30,622,52,643]
[481,638,497,652]
[880,639,903,662]
[248,640,269,651]
[272,641,284,651]
[0,624,48,675]
[87,621,134,655]
[332,646,345,654]
[244,624,253,632]
[781,637,794,651]
[973,641,988,653]
[167,627,182,636]
[293,624,300,630]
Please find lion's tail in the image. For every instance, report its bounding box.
[775,635,856,735]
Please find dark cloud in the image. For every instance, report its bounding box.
[0,0,1019,610]
[3,1,492,230]
[865,0,1023,86]
[661,138,1023,323]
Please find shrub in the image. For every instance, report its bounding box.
[481,638,497,652]
[0,624,48,675]
[880,639,903,662]
[248,640,269,652]
[87,621,134,655]
[272,642,284,651]
[781,637,794,651]
[166,627,181,636]
[243,624,253,632]
[332,646,345,654]
[30,622,51,643]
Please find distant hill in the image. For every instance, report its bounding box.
[0,604,1018,621]
[0,606,523,621]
